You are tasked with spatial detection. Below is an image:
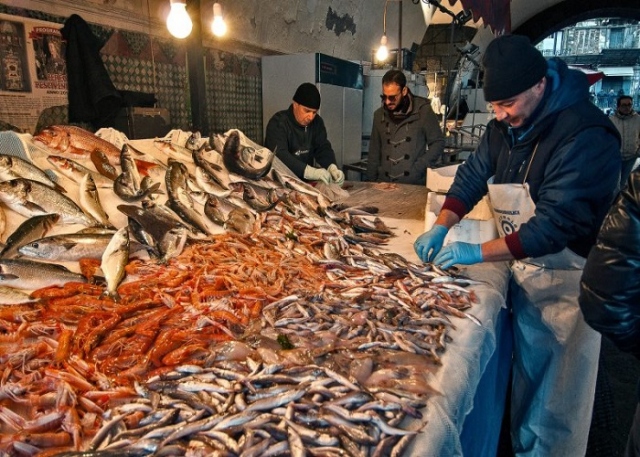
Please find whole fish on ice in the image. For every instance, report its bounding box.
[0,258,86,289]
[0,178,98,226]
[100,226,129,302]
[221,129,274,180]
[0,213,60,259]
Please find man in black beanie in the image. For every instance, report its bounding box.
[414,34,621,456]
[264,82,344,185]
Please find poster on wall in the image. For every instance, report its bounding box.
[0,14,67,134]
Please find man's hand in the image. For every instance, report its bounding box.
[328,164,346,185]
[303,165,332,184]
[433,242,483,269]
[414,225,448,262]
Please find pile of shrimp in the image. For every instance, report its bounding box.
[0,231,329,453]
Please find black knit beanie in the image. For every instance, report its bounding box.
[482,35,548,102]
[293,83,321,109]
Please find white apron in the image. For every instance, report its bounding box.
[487,156,600,456]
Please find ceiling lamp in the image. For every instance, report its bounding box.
[166,0,192,39]
[376,35,389,62]
[375,0,391,62]
[211,3,227,37]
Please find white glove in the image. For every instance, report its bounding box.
[328,164,345,186]
[303,165,332,184]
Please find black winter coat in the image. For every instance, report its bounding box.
[580,169,640,361]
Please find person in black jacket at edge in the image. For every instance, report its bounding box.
[580,169,640,457]
[264,82,345,186]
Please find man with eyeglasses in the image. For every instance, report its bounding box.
[414,35,620,456]
[264,82,345,186]
[366,69,444,184]
[610,95,640,186]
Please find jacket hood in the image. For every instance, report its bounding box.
[511,58,592,142]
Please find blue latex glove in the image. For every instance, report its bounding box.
[433,242,483,269]
[414,224,448,262]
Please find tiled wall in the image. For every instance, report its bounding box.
[0,5,263,142]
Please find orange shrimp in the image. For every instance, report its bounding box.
[161,343,210,366]
[54,328,74,365]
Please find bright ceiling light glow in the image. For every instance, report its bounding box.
[167,0,192,39]
[211,3,227,37]
[376,35,389,61]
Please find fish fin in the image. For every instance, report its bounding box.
[21,201,47,213]
[0,273,19,280]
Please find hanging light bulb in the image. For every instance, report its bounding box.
[376,35,389,62]
[375,0,390,62]
[211,3,227,37]
[166,0,192,39]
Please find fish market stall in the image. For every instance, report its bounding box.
[0,128,506,456]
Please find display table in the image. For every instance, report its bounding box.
[340,182,509,456]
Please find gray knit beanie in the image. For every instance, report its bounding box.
[482,35,548,102]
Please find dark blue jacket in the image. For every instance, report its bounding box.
[443,58,621,259]
[264,105,337,179]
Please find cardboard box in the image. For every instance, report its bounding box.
[424,191,498,245]
[426,164,459,193]
[426,164,493,220]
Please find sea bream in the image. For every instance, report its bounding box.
[0,178,98,226]
[33,125,121,166]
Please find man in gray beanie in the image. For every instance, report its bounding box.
[414,34,621,456]
[264,82,345,185]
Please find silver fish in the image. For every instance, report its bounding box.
[194,166,232,197]
[47,155,114,188]
[0,154,64,192]
[242,181,279,212]
[0,285,38,305]
[18,232,132,261]
[225,207,256,235]
[100,226,129,302]
[0,178,97,226]
[193,148,232,190]
[120,204,188,261]
[153,139,194,164]
[165,160,211,234]
[0,258,86,289]
[222,129,274,180]
[79,173,112,227]
[203,194,240,226]
[0,213,60,259]
[114,145,162,202]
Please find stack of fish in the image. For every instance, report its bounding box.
[0,126,481,456]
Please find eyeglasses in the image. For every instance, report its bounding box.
[380,92,402,103]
